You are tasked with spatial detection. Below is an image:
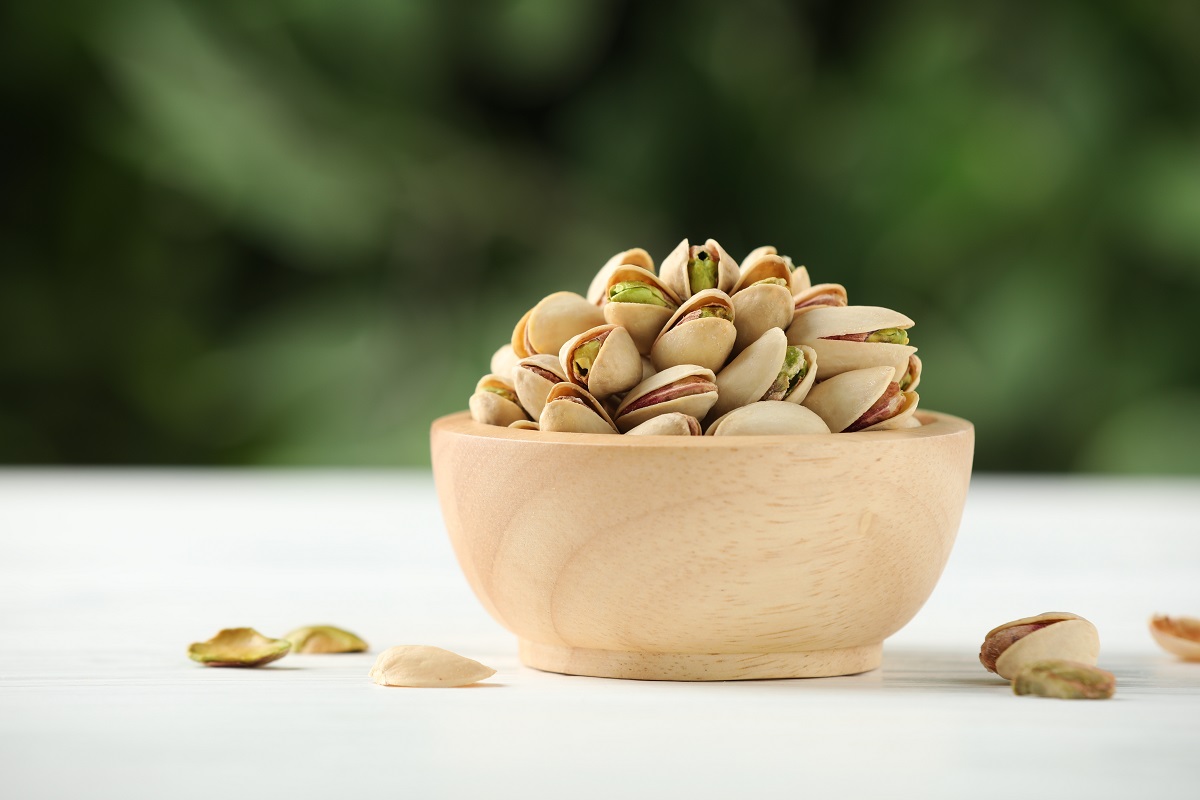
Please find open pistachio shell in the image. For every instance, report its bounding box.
[659,238,739,300]
[188,628,291,667]
[710,328,812,420]
[512,354,567,420]
[1149,615,1200,661]
[614,364,718,433]
[284,625,368,654]
[787,305,915,379]
[984,613,1101,681]
[509,419,540,430]
[792,283,848,314]
[587,247,655,305]
[900,354,922,392]
[742,246,811,296]
[539,382,618,434]
[559,324,642,400]
[624,412,703,436]
[650,289,737,373]
[801,366,895,433]
[602,265,680,354]
[469,374,528,427]
[858,390,920,431]
[731,283,794,356]
[511,291,605,358]
[490,344,520,378]
[706,402,831,436]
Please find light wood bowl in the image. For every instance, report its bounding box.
[431,410,973,681]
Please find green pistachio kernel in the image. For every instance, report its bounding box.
[764,346,807,400]
[609,281,672,308]
[697,306,733,321]
[866,328,909,345]
[483,385,519,404]
[899,368,913,391]
[687,250,718,291]
[751,277,788,287]
[572,339,603,379]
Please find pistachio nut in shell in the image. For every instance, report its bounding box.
[709,329,815,420]
[284,625,368,654]
[490,344,520,379]
[512,354,567,420]
[188,628,291,667]
[729,256,795,355]
[650,289,737,373]
[792,282,848,315]
[469,374,528,427]
[801,366,917,433]
[706,402,831,436]
[511,291,605,358]
[509,419,540,431]
[900,354,922,392]
[624,412,703,436]
[369,645,495,688]
[1013,659,1116,700]
[539,382,618,434]
[602,265,680,354]
[786,305,915,380]
[1149,614,1200,661]
[559,324,642,400]
[741,245,811,296]
[659,238,739,299]
[614,364,718,432]
[586,247,655,305]
[978,612,1101,680]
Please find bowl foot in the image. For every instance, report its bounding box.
[518,640,882,681]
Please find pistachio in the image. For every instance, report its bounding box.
[979,612,1100,680]
[1012,660,1116,700]
[706,402,830,436]
[482,385,519,405]
[188,628,291,668]
[624,412,703,436]
[572,339,603,380]
[688,249,719,291]
[865,327,910,345]
[1149,614,1200,661]
[609,281,672,307]
[659,238,738,299]
[762,346,807,401]
[469,374,528,427]
[284,625,368,654]
[369,645,496,688]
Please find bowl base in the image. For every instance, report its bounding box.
[518,640,882,681]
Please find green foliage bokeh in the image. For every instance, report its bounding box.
[3,0,1199,470]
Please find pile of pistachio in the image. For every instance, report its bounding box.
[470,239,922,435]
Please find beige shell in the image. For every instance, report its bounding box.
[709,329,814,420]
[801,366,895,433]
[559,324,642,400]
[731,284,794,356]
[508,419,540,431]
[587,247,655,305]
[490,344,520,378]
[512,291,605,358]
[369,645,495,688]
[787,305,915,379]
[512,354,567,419]
[742,246,811,296]
[659,238,739,300]
[706,402,831,436]
[640,357,655,382]
[858,391,920,432]
[650,289,737,373]
[792,283,848,314]
[539,382,618,434]
[624,412,702,436]
[1149,615,1200,661]
[468,374,528,427]
[602,265,680,354]
[991,614,1101,681]
[614,364,718,433]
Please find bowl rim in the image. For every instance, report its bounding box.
[432,409,972,448]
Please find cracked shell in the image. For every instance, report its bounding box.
[188,628,291,667]
[650,289,737,373]
[469,374,528,427]
[729,254,795,355]
[512,354,567,420]
[786,305,916,380]
[706,402,831,436]
[792,283,848,315]
[801,366,919,433]
[511,291,605,358]
[982,612,1101,681]
[1149,615,1200,661]
[539,382,618,434]
[659,238,739,300]
[742,245,812,296]
[586,247,655,306]
[613,364,719,433]
[624,412,703,436]
[709,329,817,420]
[602,265,680,354]
[900,354,922,392]
[559,324,642,400]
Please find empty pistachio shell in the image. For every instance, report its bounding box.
[369,645,496,688]
[512,354,567,420]
[706,402,831,436]
[284,625,368,654]
[786,305,915,379]
[509,419,539,430]
[709,329,813,420]
[469,374,529,427]
[659,238,739,299]
[559,324,642,399]
[801,366,905,433]
[602,266,680,354]
[979,612,1101,680]
[539,382,619,434]
[650,289,737,373]
[188,628,291,667]
[624,412,703,436]
[1013,660,1116,700]
[1149,614,1200,661]
[587,247,655,305]
[490,344,520,378]
[511,292,605,358]
[614,364,719,433]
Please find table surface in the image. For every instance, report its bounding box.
[1,471,1198,799]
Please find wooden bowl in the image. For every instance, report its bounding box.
[430,410,973,681]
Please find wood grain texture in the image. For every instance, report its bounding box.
[430,410,975,680]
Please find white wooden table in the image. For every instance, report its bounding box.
[1,472,1198,799]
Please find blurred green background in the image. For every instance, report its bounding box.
[3,0,1199,471]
